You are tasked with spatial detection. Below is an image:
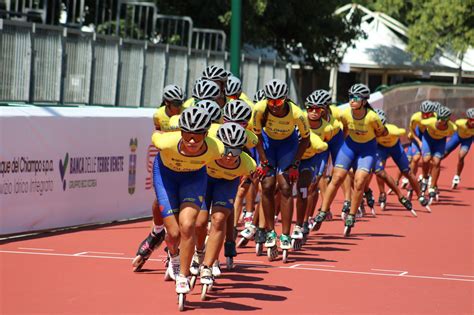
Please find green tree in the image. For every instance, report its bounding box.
[155,0,364,67]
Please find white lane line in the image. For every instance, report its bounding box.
[83,251,124,256]
[443,274,474,278]
[1,250,473,283]
[290,266,473,282]
[18,247,54,251]
[372,268,408,276]
[73,252,89,256]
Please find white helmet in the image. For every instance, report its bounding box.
[374,108,387,125]
[467,108,474,119]
[217,123,247,148]
[306,90,331,108]
[264,79,288,99]
[195,100,222,123]
[225,76,242,96]
[163,84,184,102]
[179,107,211,133]
[202,65,229,82]
[432,101,442,113]
[192,80,221,100]
[420,100,436,113]
[253,89,266,102]
[349,83,370,99]
[437,106,451,119]
[223,100,252,123]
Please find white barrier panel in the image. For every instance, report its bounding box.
[0,106,158,235]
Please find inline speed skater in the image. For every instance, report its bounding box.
[444,108,474,188]
[151,107,223,311]
[132,84,184,272]
[314,84,387,236]
[252,79,310,261]
[198,123,256,300]
[373,109,429,215]
[420,106,457,204]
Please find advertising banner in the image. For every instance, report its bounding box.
[0,106,158,235]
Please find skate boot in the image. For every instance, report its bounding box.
[280,234,292,263]
[132,229,165,272]
[420,177,429,194]
[343,214,356,237]
[291,225,304,250]
[164,252,180,281]
[399,196,417,217]
[176,274,190,311]
[400,177,409,189]
[378,194,387,210]
[418,195,431,212]
[302,221,310,244]
[428,187,437,205]
[265,230,278,261]
[212,260,221,278]
[364,188,376,214]
[357,200,366,218]
[224,241,237,270]
[452,175,460,189]
[313,210,328,231]
[189,249,204,276]
[341,200,350,221]
[255,227,266,256]
[242,211,254,228]
[237,223,256,248]
[199,266,214,301]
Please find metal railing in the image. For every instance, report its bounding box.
[0,19,294,107]
[192,28,226,51]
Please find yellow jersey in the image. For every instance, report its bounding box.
[376,124,406,147]
[305,112,334,142]
[151,132,224,172]
[421,118,457,140]
[252,100,310,140]
[206,152,256,180]
[239,92,255,110]
[455,119,474,139]
[208,123,258,149]
[153,106,182,132]
[301,132,329,160]
[326,106,343,140]
[340,108,386,143]
[182,98,195,109]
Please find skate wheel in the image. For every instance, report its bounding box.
[256,243,262,256]
[282,249,288,263]
[178,293,185,312]
[343,226,352,237]
[452,183,458,189]
[132,255,144,272]
[226,256,234,270]
[341,213,347,221]
[425,205,432,213]
[387,188,393,195]
[201,284,208,301]
[371,208,376,216]
[380,202,386,210]
[435,194,439,202]
[407,191,413,199]
[190,275,197,290]
[410,209,417,217]
[429,197,434,205]
[237,237,248,248]
[267,247,278,261]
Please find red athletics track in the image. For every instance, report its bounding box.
[1,152,473,314]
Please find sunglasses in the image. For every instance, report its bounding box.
[267,98,285,107]
[306,106,324,113]
[437,116,450,121]
[349,94,362,101]
[182,132,206,143]
[169,100,182,107]
[224,146,242,157]
[421,113,433,119]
